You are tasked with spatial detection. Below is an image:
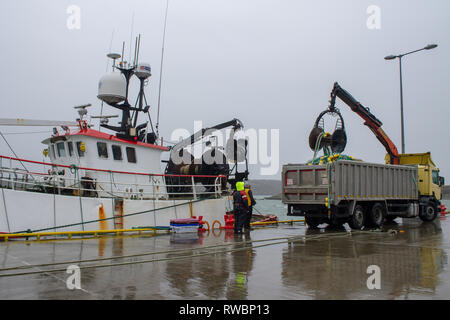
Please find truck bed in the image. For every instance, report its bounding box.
[282,160,418,206]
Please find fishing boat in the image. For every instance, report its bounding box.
[0,38,250,234]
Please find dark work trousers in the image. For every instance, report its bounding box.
[234,209,246,233]
[244,206,253,230]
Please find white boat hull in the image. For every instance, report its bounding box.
[0,188,231,233]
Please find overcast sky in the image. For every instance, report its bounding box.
[0,0,449,180]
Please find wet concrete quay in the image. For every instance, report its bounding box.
[0,217,448,300]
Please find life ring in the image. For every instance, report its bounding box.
[212,220,222,230]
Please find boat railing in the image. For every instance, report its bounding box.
[0,155,226,200]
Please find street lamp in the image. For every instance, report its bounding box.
[384,44,438,154]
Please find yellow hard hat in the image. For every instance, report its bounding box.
[236,181,245,191]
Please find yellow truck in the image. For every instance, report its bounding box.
[282,83,444,229]
[282,153,444,229]
[387,152,443,201]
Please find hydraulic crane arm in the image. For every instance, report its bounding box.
[329,82,400,164]
[166,118,249,185]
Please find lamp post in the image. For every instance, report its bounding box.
[384,44,438,154]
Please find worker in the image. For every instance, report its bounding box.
[244,183,256,231]
[233,181,249,234]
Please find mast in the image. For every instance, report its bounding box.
[97,36,155,144]
[156,0,170,140]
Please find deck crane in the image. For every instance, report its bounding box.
[309,82,400,164]
[295,82,444,228]
[328,82,400,164]
[165,118,249,196]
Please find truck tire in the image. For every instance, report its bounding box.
[349,205,365,230]
[367,203,385,228]
[420,202,438,222]
[305,214,321,229]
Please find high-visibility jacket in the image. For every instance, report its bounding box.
[244,188,256,207]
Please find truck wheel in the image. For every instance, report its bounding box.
[367,203,385,228]
[420,203,438,222]
[305,214,320,229]
[349,205,365,230]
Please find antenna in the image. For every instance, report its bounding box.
[91,115,119,125]
[129,11,135,66]
[74,103,92,121]
[107,53,121,68]
[102,30,116,131]
[156,0,170,140]
[91,115,119,119]
[74,103,92,109]
[137,34,141,65]
[106,29,115,72]
[121,41,125,65]
[134,36,138,66]
[133,34,141,66]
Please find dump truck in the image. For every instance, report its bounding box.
[282,83,444,229]
[282,153,443,229]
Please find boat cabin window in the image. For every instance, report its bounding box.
[76,142,85,157]
[126,147,137,163]
[97,142,108,159]
[56,142,66,157]
[67,141,74,157]
[112,145,122,160]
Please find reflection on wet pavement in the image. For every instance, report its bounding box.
[0,217,448,299]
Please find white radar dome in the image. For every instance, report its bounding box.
[135,63,152,79]
[97,72,126,104]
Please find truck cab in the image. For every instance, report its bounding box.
[386,152,443,200]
